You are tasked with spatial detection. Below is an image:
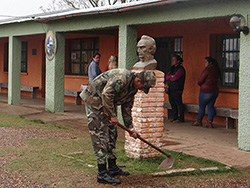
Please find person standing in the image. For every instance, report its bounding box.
[88,53,102,84]
[165,55,186,123]
[104,55,118,71]
[80,69,156,184]
[192,57,220,128]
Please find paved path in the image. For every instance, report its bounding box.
[164,121,250,170]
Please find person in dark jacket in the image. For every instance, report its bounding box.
[165,55,186,123]
[192,57,220,128]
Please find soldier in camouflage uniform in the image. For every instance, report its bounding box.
[80,68,156,184]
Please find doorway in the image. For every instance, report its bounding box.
[155,37,183,74]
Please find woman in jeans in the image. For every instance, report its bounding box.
[193,57,220,128]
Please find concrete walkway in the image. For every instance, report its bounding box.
[0,93,249,171]
[165,121,250,170]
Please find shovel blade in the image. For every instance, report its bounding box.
[158,155,174,169]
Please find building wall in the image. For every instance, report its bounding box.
[0,35,45,97]
[138,18,238,125]
[0,18,238,125]
[0,19,239,125]
[0,0,248,148]
[63,33,118,103]
[0,38,8,85]
[0,33,118,103]
[22,35,45,97]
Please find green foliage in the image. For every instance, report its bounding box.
[42,109,53,113]
[168,151,226,169]
[8,137,96,184]
[0,113,29,128]
[31,119,45,124]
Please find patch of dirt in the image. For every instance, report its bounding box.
[0,126,79,187]
[79,174,250,188]
[0,156,45,188]
[57,119,89,132]
[0,127,73,148]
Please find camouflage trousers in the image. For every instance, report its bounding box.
[85,104,117,164]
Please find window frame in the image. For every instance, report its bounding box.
[216,34,240,88]
[174,37,183,57]
[21,41,28,73]
[67,37,99,76]
[3,41,28,73]
[3,42,8,72]
[154,36,183,74]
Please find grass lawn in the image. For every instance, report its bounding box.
[0,113,249,187]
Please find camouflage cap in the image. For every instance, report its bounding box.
[138,70,156,94]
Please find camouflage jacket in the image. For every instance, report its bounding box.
[80,69,138,128]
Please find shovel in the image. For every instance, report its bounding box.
[102,114,174,169]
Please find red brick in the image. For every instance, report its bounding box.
[133,102,164,107]
[132,112,164,118]
[153,133,163,138]
[133,117,163,123]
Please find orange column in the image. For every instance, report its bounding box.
[125,70,165,158]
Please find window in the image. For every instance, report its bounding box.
[3,43,8,72]
[174,37,183,57]
[3,42,28,73]
[155,37,183,74]
[21,42,28,73]
[212,34,240,88]
[68,38,99,75]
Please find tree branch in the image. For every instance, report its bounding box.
[63,0,80,9]
[89,0,98,7]
[113,0,118,5]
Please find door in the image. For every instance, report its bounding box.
[155,37,183,75]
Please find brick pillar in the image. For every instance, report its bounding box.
[125,70,165,158]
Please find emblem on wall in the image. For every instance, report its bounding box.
[45,30,57,60]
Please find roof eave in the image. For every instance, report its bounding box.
[37,0,191,22]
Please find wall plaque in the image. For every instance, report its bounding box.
[45,30,57,60]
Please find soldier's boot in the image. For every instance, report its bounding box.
[108,158,130,177]
[97,163,121,184]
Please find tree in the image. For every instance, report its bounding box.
[40,0,142,12]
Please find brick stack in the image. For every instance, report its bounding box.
[124,70,165,159]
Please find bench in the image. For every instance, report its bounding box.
[64,90,82,105]
[164,101,238,129]
[0,83,39,99]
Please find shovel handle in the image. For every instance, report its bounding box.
[116,123,171,158]
[102,113,171,158]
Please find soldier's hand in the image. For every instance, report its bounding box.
[110,117,119,125]
[129,129,139,139]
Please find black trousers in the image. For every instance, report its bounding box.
[168,90,185,122]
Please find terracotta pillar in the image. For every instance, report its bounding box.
[125,70,165,158]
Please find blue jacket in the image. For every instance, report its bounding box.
[88,60,102,83]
